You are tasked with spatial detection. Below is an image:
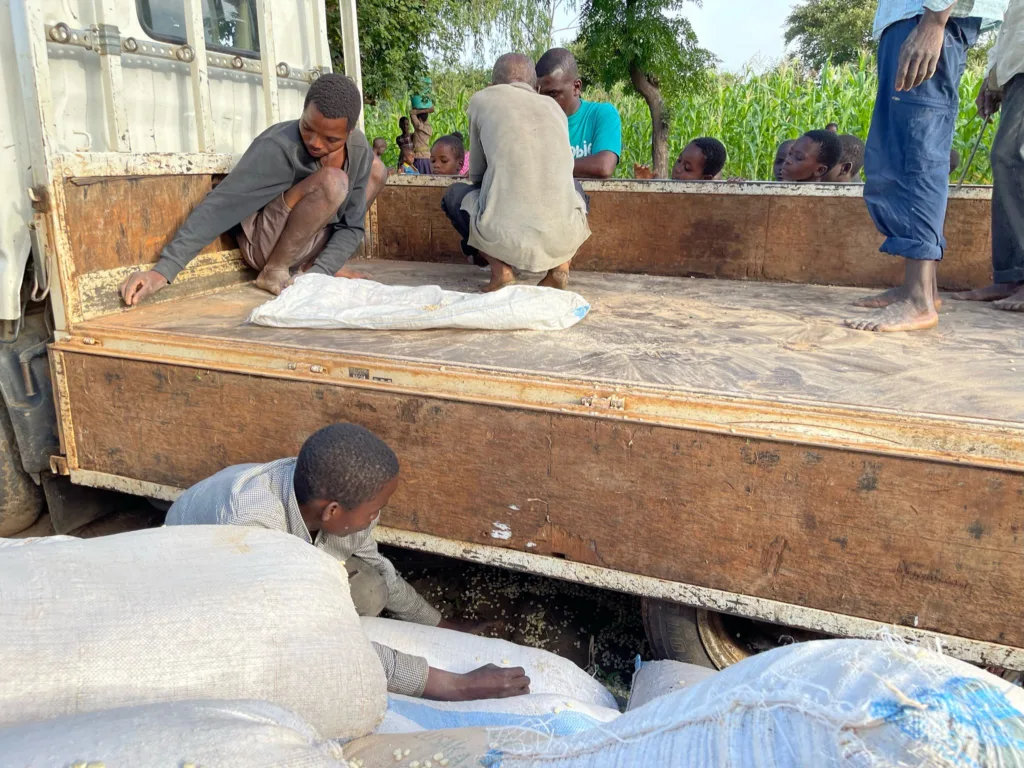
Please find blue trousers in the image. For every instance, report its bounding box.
[864,16,980,262]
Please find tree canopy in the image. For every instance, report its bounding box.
[575,0,714,177]
[784,0,876,70]
[325,0,577,102]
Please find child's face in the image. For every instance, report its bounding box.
[430,144,461,175]
[401,147,415,165]
[672,143,709,181]
[321,475,399,538]
[781,136,827,182]
[399,118,410,134]
[773,141,795,181]
[372,140,387,157]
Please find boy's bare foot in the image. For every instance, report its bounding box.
[538,270,569,290]
[853,286,942,310]
[952,282,1023,302]
[845,299,939,332]
[993,285,1024,312]
[255,268,293,295]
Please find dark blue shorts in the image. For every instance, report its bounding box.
[863,16,980,261]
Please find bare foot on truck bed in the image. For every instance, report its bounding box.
[854,285,942,310]
[845,299,938,333]
[952,282,1023,302]
[538,264,570,290]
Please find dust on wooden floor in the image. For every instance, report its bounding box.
[382,545,649,703]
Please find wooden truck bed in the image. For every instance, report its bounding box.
[50,259,1024,666]
[79,259,1023,427]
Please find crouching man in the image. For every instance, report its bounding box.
[165,422,530,702]
[120,73,388,304]
[442,53,591,291]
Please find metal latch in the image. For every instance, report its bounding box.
[581,395,626,410]
[49,455,70,476]
[27,186,50,213]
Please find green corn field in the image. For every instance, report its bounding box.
[366,53,996,184]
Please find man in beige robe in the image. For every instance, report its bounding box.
[441,53,592,292]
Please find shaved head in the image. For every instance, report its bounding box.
[492,53,536,87]
[536,47,579,79]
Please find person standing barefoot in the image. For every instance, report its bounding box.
[952,0,1024,312]
[847,2,1007,333]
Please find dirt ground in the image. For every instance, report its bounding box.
[382,545,649,702]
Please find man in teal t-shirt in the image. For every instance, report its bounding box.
[536,48,622,179]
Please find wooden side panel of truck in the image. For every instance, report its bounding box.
[42,165,1024,669]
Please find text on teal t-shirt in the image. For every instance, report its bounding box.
[566,100,622,160]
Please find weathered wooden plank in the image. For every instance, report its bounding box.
[374,184,994,290]
[62,352,1024,647]
[62,175,237,274]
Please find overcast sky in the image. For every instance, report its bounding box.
[553,0,801,73]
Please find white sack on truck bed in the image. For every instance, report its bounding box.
[0,699,349,768]
[0,526,386,739]
[350,639,1024,768]
[626,657,718,711]
[360,617,618,709]
[248,273,590,331]
[493,638,1024,768]
[376,692,620,735]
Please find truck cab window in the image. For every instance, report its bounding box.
[137,0,259,55]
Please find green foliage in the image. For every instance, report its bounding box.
[366,54,996,184]
[325,0,435,102]
[324,0,577,103]
[784,0,877,70]
[575,0,715,103]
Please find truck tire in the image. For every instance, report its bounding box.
[0,404,43,536]
[641,597,716,669]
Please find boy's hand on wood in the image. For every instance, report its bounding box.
[119,270,168,306]
[633,164,654,179]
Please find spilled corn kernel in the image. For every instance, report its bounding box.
[433,755,444,762]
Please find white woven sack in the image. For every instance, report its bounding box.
[376,692,620,735]
[248,273,590,331]
[361,617,618,709]
[490,638,1024,768]
[0,699,349,768]
[0,526,386,739]
[626,658,718,711]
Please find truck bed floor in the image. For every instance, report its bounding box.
[80,260,1023,427]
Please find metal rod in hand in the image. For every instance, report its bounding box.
[957,115,993,189]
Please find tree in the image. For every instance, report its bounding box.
[447,0,578,63]
[324,0,578,103]
[575,0,714,178]
[325,0,439,102]
[784,0,876,69]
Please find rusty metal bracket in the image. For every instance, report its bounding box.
[93,23,121,56]
[27,186,50,213]
[49,454,70,476]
